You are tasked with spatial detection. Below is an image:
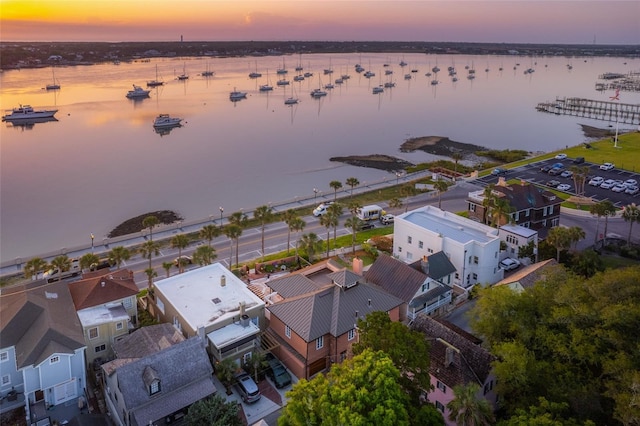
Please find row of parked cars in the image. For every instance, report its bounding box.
[588,176,639,195]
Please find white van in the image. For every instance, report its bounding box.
[357,204,385,221]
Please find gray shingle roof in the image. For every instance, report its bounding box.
[113,323,185,359]
[265,274,325,299]
[408,251,457,281]
[411,315,495,388]
[365,254,428,303]
[108,337,215,424]
[267,276,404,342]
[0,280,85,368]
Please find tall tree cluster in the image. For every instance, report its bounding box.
[470,265,640,425]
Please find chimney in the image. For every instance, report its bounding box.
[220,274,226,287]
[352,257,363,275]
[241,314,250,328]
[497,176,507,187]
[197,326,206,347]
[421,255,429,275]
[239,301,245,317]
[129,270,134,280]
[367,299,371,307]
[445,347,456,367]
[101,281,106,288]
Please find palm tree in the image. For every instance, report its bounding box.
[142,215,160,241]
[451,152,463,175]
[347,201,362,219]
[319,210,338,259]
[224,224,243,268]
[139,240,159,286]
[282,209,298,255]
[344,216,363,254]
[590,200,615,244]
[50,255,72,282]
[345,177,360,198]
[567,226,586,250]
[144,268,158,287]
[570,165,590,197]
[482,184,497,226]
[79,253,100,271]
[546,226,572,262]
[199,224,221,247]
[289,217,306,259]
[328,202,344,249]
[162,262,173,278]
[622,203,640,246]
[24,257,49,280]
[108,246,131,269]
[193,245,217,266]
[388,197,403,212]
[400,184,417,212]
[254,205,274,261]
[299,233,323,263]
[433,179,449,209]
[228,211,248,229]
[490,197,514,229]
[446,383,495,426]
[170,234,190,273]
[329,180,343,201]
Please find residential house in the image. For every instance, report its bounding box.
[263,260,404,379]
[0,280,86,423]
[68,269,139,366]
[411,315,497,425]
[147,262,265,364]
[365,252,456,321]
[393,205,503,287]
[467,179,561,238]
[493,259,559,292]
[101,328,215,426]
[498,224,539,265]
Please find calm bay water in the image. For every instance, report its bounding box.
[1,53,638,263]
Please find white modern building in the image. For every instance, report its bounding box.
[393,205,503,287]
[498,224,539,265]
[148,263,265,364]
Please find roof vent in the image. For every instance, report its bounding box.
[101,281,106,287]
[220,275,226,287]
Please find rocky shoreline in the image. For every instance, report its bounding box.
[109,210,183,238]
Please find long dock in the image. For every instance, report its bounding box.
[536,97,640,125]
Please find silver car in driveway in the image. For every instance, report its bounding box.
[234,372,261,404]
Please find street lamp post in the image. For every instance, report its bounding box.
[219,207,224,229]
[313,188,318,201]
[90,234,94,253]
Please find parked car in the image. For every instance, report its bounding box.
[600,162,615,171]
[546,180,561,188]
[312,202,334,217]
[555,153,567,160]
[548,166,565,176]
[265,353,292,389]
[358,222,375,231]
[600,179,617,189]
[557,183,572,192]
[589,176,604,186]
[611,184,627,193]
[572,157,585,164]
[234,372,261,404]
[626,186,639,195]
[624,179,638,187]
[499,258,521,271]
[560,170,573,178]
[491,168,508,176]
[540,164,553,173]
[174,255,192,266]
[380,214,395,225]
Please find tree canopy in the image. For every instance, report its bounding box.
[185,394,242,426]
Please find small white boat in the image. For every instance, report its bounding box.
[293,75,305,81]
[384,81,396,88]
[399,59,407,67]
[324,83,334,89]
[202,63,215,77]
[310,88,327,98]
[334,77,343,85]
[153,114,182,128]
[229,89,247,101]
[2,105,58,121]
[147,64,165,86]
[46,67,61,90]
[385,69,393,75]
[364,71,375,78]
[259,84,273,92]
[404,74,412,80]
[372,86,384,94]
[276,79,290,86]
[176,62,189,80]
[284,97,299,105]
[304,71,313,78]
[431,80,439,85]
[126,85,151,99]
[276,59,288,75]
[249,71,262,78]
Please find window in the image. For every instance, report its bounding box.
[484,380,494,395]
[526,209,530,217]
[469,203,476,212]
[340,351,347,362]
[435,401,445,412]
[348,329,356,341]
[316,336,324,350]
[243,352,252,363]
[418,241,423,249]
[123,297,133,309]
[427,248,433,253]
[473,256,479,264]
[50,356,60,364]
[406,252,413,261]
[116,322,124,331]
[398,246,402,253]
[436,381,447,393]
[454,273,459,280]
[95,344,106,353]
[407,236,412,244]
[285,325,291,338]
[149,381,160,395]
[472,273,478,280]
[88,327,98,339]
[468,256,472,264]
[2,375,10,386]
[421,283,429,292]
[0,351,7,362]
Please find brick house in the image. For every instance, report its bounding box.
[263,260,404,379]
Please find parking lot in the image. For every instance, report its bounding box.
[476,156,640,207]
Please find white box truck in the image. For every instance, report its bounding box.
[357,204,385,221]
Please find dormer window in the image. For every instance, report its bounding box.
[149,380,161,395]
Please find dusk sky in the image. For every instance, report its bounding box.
[1,1,638,44]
